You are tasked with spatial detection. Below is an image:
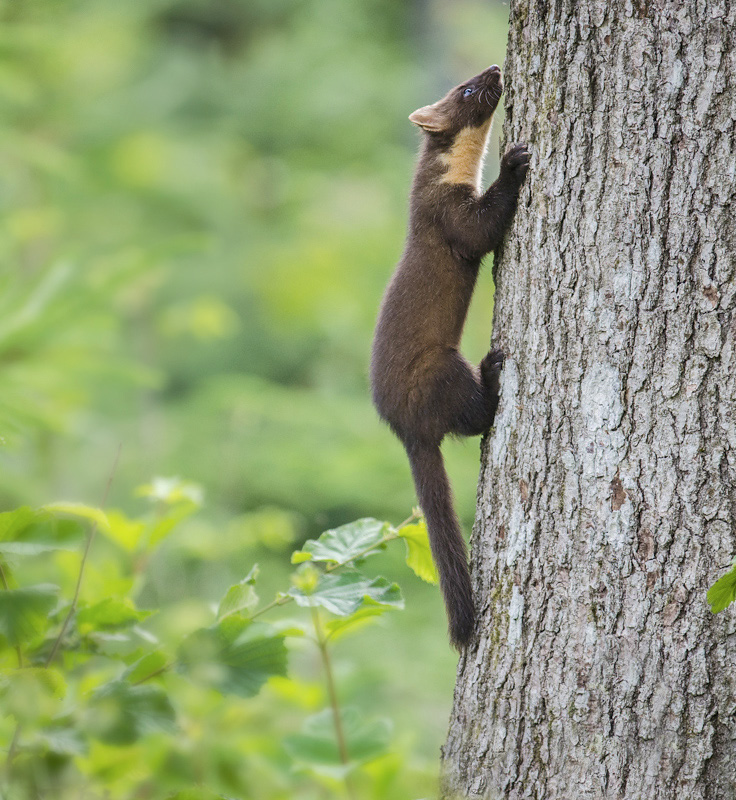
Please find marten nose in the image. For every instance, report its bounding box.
[484,65,502,88]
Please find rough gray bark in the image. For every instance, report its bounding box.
[441,1,736,798]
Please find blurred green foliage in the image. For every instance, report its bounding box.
[0,0,510,796]
[0,483,444,799]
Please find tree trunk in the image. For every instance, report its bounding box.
[441,1,736,798]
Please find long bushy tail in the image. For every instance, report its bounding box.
[405,441,475,648]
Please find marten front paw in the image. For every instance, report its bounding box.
[480,349,505,394]
[501,144,530,185]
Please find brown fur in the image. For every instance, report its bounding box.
[370,66,530,648]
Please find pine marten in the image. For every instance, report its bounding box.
[370,65,529,648]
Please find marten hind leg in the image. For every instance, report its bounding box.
[441,349,504,438]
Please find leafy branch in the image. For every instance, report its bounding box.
[0,484,437,800]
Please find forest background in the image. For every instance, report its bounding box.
[0,1,511,798]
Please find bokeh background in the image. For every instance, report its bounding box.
[1,1,510,797]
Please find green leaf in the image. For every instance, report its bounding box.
[87,681,176,745]
[0,508,84,555]
[102,510,147,552]
[291,518,388,565]
[88,625,160,659]
[217,580,259,621]
[0,584,58,645]
[178,618,287,698]
[707,564,736,613]
[123,651,170,684]
[0,667,66,724]
[0,507,43,540]
[284,707,392,768]
[398,520,438,584]
[56,556,134,607]
[288,572,403,617]
[0,542,71,556]
[36,725,87,756]
[43,502,110,533]
[146,502,199,549]
[324,603,391,640]
[291,563,320,594]
[77,598,152,632]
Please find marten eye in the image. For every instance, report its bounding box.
[463,87,475,97]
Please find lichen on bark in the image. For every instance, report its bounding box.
[441,1,736,798]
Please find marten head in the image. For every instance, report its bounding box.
[409,65,502,139]
[409,65,502,190]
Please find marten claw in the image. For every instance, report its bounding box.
[501,143,530,183]
[481,348,505,388]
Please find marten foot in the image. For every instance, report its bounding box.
[480,349,504,396]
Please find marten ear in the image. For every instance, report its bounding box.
[409,104,447,132]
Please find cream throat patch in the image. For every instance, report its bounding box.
[438,117,494,193]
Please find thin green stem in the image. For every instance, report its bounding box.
[249,594,291,621]
[396,508,422,530]
[311,607,356,800]
[132,663,173,686]
[45,445,121,668]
